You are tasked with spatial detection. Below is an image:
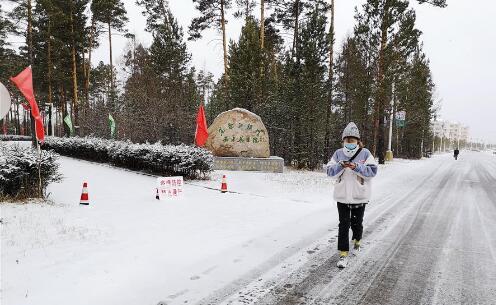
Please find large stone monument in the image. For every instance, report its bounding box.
[205,108,283,173]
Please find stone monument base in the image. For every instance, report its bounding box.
[213,156,284,173]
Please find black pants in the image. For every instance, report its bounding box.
[337,202,366,252]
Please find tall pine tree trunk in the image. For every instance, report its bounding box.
[324,0,334,161]
[70,3,79,133]
[27,0,37,147]
[85,17,96,107]
[260,0,265,49]
[47,17,53,136]
[373,2,389,164]
[292,0,300,54]
[220,0,228,75]
[108,22,115,95]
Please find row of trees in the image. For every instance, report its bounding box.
[1,0,446,169]
[206,0,446,167]
[1,0,207,144]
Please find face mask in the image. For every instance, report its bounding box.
[343,142,359,157]
[345,143,358,150]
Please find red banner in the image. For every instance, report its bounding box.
[195,104,209,147]
[10,66,45,142]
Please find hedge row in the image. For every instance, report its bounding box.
[41,137,214,180]
[0,143,61,200]
[0,135,32,141]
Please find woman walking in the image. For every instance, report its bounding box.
[327,122,378,268]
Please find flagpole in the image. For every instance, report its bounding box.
[37,143,42,197]
[11,66,45,198]
[194,101,201,146]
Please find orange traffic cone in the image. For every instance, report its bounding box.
[221,175,228,193]
[80,182,89,205]
[156,188,160,200]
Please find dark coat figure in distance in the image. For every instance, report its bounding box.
[454,149,460,160]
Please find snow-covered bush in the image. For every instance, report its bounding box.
[0,143,61,200]
[0,135,32,141]
[42,137,213,179]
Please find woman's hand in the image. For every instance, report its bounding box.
[340,161,357,170]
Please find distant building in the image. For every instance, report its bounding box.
[431,120,469,150]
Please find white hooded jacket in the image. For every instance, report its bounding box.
[326,148,378,204]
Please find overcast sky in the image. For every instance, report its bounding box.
[94,0,495,144]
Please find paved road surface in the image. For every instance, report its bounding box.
[198,152,496,305]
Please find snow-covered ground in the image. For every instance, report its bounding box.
[1,147,488,305]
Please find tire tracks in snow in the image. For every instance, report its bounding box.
[428,154,496,305]
[195,159,451,305]
[260,162,458,305]
[257,154,495,305]
[338,162,461,305]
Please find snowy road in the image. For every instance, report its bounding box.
[2,148,496,305]
[199,152,496,305]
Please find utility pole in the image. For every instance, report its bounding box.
[420,130,424,158]
[27,0,38,148]
[457,124,460,149]
[432,130,435,153]
[440,121,444,152]
[385,84,394,161]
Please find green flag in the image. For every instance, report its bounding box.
[108,114,116,138]
[64,114,74,136]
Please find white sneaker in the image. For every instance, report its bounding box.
[337,256,348,268]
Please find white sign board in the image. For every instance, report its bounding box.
[157,176,184,200]
[395,111,406,121]
[0,82,12,120]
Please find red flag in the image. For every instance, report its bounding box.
[195,104,209,147]
[10,67,45,142]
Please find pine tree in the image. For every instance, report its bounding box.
[0,3,24,82]
[324,0,335,161]
[6,0,39,145]
[0,4,14,53]
[334,36,373,147]
[122,1,199,144]
[268,0,329,55]
[29,0,90,135]
[122,45,160,142]
[136,0,169,32]
[227,17,264,111]
[91,0,128,93]
[395,49,435,158]
[260,0,265,48]
[0,3,25,135]
[196,70,215,104]
[148,10,190,83]
[206,75,230,122]
[234,0,256,19]
[188,0,232,75]
[295,5,329,168]
[267,4,329,168]
[354,0,446,164]
[84,5,103,108]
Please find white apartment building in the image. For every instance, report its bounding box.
[431,120,469,148]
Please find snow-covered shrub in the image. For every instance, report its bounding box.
[0,135,32,141]
[42,137,213,179]
[0,143,61,200]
